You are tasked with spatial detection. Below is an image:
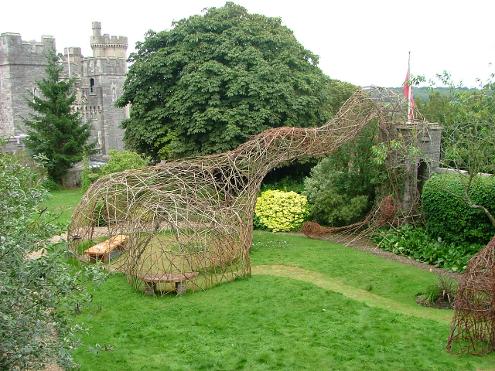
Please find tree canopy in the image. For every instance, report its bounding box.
[24,50,93,182]
[117,2,332,160]
[416,73,495,174]
[416,73,495,229]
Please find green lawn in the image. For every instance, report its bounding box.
[46,190,495,369]
[43,188,83,225]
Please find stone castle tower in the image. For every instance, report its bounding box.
[0,22,128,156]
[0,33,56,147]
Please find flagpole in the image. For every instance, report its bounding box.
[67,47,71,78]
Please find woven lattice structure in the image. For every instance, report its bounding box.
[447,236,495,354]
[68,87,423,294]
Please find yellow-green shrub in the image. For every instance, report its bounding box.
[255,190,309,232]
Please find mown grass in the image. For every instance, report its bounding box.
[43,187,83,225]
[46,190,495,369]
[73,269,495,370]
[250,232,439,307]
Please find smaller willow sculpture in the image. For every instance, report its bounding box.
[68,87,422,294]
[447,235,495,354]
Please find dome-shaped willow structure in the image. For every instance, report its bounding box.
[447,236,495,354]
[68,87,421,294]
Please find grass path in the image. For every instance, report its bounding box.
[252,264,452,323]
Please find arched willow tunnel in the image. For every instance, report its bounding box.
[68,87,426,294]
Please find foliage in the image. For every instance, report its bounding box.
[117,2,332,160]
[42,188,84,227]
[416,72,495,174]
[0,152,82,369]
[304,123,386,226]
[259,80,355,192]
[100,150,149,175]
[416,275,457,309]
[81,155,96,191]
[416,73,495,242]
[322,79,358,116]
[422,174,495,244]
[255,190,308,232]
[261,175,306,194]
[372,225,482,272]
[24,50,93,182]
[81,150,149,190]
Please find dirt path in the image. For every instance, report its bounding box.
[252,264,452,323]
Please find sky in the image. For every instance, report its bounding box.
[3,0,495,87]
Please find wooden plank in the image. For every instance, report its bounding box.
[84,235,128,256]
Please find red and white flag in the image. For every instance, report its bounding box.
[403,51,415,121]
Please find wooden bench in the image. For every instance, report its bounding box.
[84,235,128,263]
[138,272,199,295]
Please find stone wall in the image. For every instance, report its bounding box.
[397,122,443,212]
[1,22,128,157]
[0,33,55,137]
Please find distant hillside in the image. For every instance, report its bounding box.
[387,87,476,101]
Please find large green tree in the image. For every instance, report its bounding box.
[24,50,93,182]
[117,2,332,160]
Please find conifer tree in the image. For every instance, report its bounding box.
[24,50,93,182]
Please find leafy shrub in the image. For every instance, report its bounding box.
[261,161,317,194]
[100,150,149,175]
[0,152,82,368]
[373,225,482,272]
[261,176,306,194]
[422,173,495,244]
[304,123,386,226]
[43,177,62,191]
[255,190,309,232]
[416,275,457,309]
[82,150,149,190]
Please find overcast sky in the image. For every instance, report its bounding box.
[3,0,494,87]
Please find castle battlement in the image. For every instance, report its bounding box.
[0,33,55,65]
[90,22,127,58]
[1,22,127,156]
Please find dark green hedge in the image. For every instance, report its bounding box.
[422,173,495,244]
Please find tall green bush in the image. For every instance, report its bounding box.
[422,173,495,244]
[0,153,81,369]
[24,50,93,182]
[304,123,386,226]
[82,150,149,190]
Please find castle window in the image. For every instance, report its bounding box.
[32,87,37,102]
[112,86,117,102]
[90,78,95,93]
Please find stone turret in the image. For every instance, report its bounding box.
[79,22,128,155]
[0,33,55,138]
[90,21,127,58]
[398,122,443,213]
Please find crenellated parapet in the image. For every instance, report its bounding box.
[90,22,127,58]
[1,22,127,156]
[0,33,55,65]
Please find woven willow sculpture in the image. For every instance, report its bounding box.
[68,87,419,294]
[447,236,495,354]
